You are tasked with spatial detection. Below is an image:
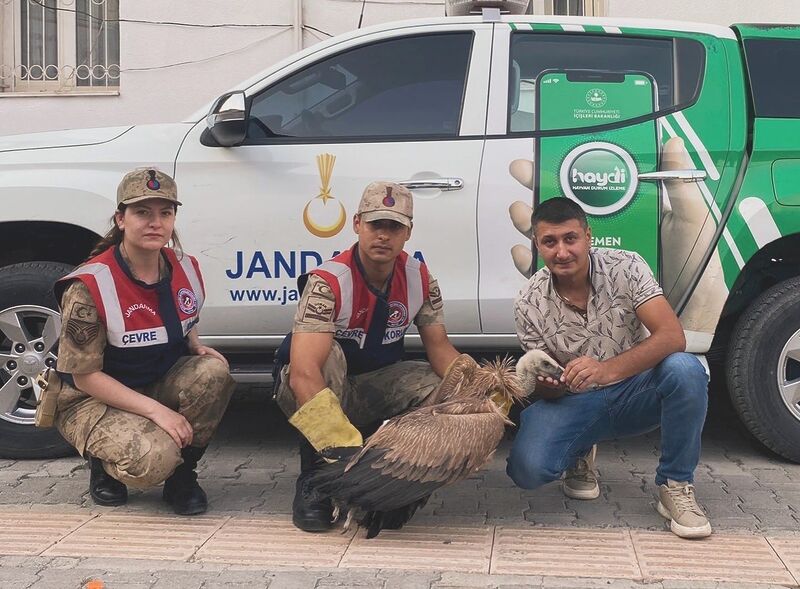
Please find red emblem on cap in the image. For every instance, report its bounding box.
[146,170,160,191]
[382,186,395,207]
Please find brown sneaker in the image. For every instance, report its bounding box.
[656,479,712,539]
[562,445,600,500]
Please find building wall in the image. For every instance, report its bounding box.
[608,0,800,25]
[0,0,445,136]
[3,0,800,137]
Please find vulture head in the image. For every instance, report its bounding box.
[515,349,565,395]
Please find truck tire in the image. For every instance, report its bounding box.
[727,276,800,463]
[0,261,75,459]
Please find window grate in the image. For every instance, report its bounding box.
[1,0,120,93]
[547,0,605,16]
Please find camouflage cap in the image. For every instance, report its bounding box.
[357,181,412,227]
[117,168,182,207]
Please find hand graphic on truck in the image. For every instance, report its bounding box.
[506,136,727,332]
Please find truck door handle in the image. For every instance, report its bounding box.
[398,178,464,191]
[638,170,707,183]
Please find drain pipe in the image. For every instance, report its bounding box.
[294,0,303,51]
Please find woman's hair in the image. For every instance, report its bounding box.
[87,203,183,260]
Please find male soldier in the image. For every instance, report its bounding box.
[274,181,460,532]
[507,197,711,539]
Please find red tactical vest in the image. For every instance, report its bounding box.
[55,246,205,387]
[311,245,429,374]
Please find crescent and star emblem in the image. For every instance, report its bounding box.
[303,153,347,238]
[302,197,347,238]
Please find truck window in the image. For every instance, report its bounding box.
[743,39,800,118]
[508,34,705,132]
[246,33,473,142]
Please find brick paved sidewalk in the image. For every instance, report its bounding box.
[0,508,798,588]
[0,386,798,588]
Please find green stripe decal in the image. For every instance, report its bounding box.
[582,25,606,34]
[528,23,563,32]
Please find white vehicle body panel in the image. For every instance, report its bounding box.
[0,124,194,234]
[0,127,132,153]
[477,23,530,335]
[175,23,493,347]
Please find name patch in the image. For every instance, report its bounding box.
[117,328,168,347]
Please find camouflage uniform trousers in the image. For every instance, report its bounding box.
[275,341,441,427]
[55,355,235,489]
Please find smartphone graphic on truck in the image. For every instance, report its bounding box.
[534,69,661,274]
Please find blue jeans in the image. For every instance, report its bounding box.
[507,353,709,488]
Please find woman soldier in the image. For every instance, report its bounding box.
[52,168,235,515]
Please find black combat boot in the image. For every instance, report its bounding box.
[88,456,128,506]
[292,438,333,532]
[162,446,208,515]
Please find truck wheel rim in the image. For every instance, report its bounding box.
[778,327,800,422]
[0,305,60,426]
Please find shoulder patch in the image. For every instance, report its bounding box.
[428,280,443,310]
[65,319,100,346]
[69,301,98,323]
[64,301,100,346]
[300,295,335,324]
[309,279,333,297]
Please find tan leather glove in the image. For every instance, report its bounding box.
[288,388,363,461]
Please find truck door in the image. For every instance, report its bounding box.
[175,24,491,347]
[478,23,730,343]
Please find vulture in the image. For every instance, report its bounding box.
[308,355,527,538]
[515,349,565,396]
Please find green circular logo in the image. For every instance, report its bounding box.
[585,88,607,108]
[559,142,638,215]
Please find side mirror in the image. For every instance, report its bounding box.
[205,91,247,147]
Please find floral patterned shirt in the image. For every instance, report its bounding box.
[514,248,663,365]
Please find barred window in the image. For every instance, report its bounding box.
[547,0,605,16]
[1,0,120,93]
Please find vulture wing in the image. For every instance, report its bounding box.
[308,357,522,537]
[310,398,506,536]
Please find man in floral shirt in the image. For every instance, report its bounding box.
[508,197,711,539]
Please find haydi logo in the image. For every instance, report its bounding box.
[559,142,639,216]
[570,166,627,189]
